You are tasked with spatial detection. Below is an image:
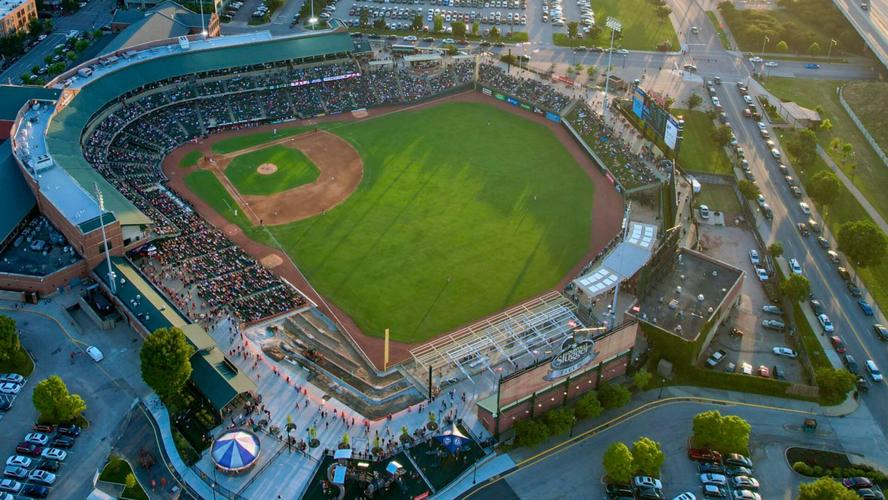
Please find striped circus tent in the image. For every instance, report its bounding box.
[211,430,261,473]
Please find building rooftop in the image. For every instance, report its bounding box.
[0,215,81,276]
[104,1,215,55]
[0,86,61,121]
[0,0,29,21]
[0,141,36,244]
[634,248,743,341]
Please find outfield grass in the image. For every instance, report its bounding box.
[763,78,888,222]
[212,126,312,154]
[842,82,888,155]
[224,145,319,196]
[552,0,678,51]
[675,109,733,175]
[183,170,271,244]
[238,102,594,342]
[179,150,202,168]
[694,183,740,215]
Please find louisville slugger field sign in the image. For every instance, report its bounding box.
[544,338,597,381]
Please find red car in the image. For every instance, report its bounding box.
[758,365,771,377]
[830,336,846,354]
[688,448,723,463]
[15,443,43,457]
[32,424,54,434]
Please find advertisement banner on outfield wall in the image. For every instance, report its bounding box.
[520,103,532,111]
[664,116,680,149]
[495,93,506,101]
[506,96,519,106]
[545,111,561,123]
[482,87,492,96]
[632,87,646,119]
[533,107,544,114]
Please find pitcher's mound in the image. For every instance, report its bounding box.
[257,163,278,175]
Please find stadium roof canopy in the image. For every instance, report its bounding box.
[0,85,61,121]
[0,141,36,243]
[44,30,355,226]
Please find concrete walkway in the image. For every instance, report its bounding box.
[816,144,888,235]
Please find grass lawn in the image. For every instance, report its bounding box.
[779,129,888,335]
[179,150,202,168]
[763,78,888,223]
[224,145,319,195]
[99,457,148,500]
[183,170,271,244]
[0,349,33,377]
[245,102,595,342]
[694,183,740,215]
[842,82,888,154]
[212,126,312,154]
[675,109,733,175]
[552,0,678,51]
[705,11,731,50]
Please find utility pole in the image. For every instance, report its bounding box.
[827,39,837,60]
[601,17,622,122]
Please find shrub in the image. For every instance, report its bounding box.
[794,461,813,475]
[513,419,549,448]
[598,383,632,409]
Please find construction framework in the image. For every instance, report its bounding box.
[409,291,582,384]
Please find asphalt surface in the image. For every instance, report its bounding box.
[462,400,888,500]
[833,0,888,70]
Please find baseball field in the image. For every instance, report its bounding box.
[182,101,596,342]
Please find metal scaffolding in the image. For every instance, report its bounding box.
[409,291,581,383]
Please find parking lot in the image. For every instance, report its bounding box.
[332,0,531,35]
[0,297,152,499]
[698,224,806,383]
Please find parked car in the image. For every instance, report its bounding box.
[843,477,874,490]
[39,449,65,461]
[0,374,23,385]
[866,360,883,382]
[2,466,27,480]
[748,249,760,265]
[49,436,74,449]
[762,319,785,331]
[4,457,30,468]
[689,449,723,463]
[20,484,48,498]
[36,460,59,472]
[858,298,874,316]
[633,476,663,490]
[844,354,859,374]
[31,425,53,434]
[772,347,798,358]
[873,324,888,341]
[761,305,782,315]
[732,490,761,500]
[810,299,826,315]
[817,314,835,332]
[56,425,81,437]
[0,383,21,395]
[24,433,49,446]
[706,351,727,368]
[817,236,830,249]
[86,346,104,362]
[789,258,802,275]
[0,480,21,494]
[605,483,635,499]
[698,463,726,474]
[14,444,42,457]
[27,469,55,485]
[805,63,821,69]
[830,336,847,353]
[724,454,753,468]
[700,474,728,486]
[754,267,769,282]
[702,484,727,498]
[731,476,759,490]
[757,365,770,377]
[848,282,863,297]
[772,365,786,380]
[856,488,884,500]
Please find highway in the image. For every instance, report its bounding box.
[833,0,888,71]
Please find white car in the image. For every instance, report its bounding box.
[743,95,754,105]
[733,489,762,500]
[765,61,778,67]
[40,448,66,461]
[799,202,811,214]
[773,347,798,358]
[740,362,753,375]
[699,204,710,219]
[757,121,767,131]
[27,469,55,485]
[770,148,781,159]
[749,249,760,265]
[0,480,21,494]
[23,433,49,446]
[818,313,835,332]
[5,457,31,468]
[617,48,629,54]
[700,473,728,486]
[86,346,104,362]
[754,267,769,282]
[0,374,23,384]
[673,493,697,500]
[789,258,802,275]
[749,56,763,63]
[633,476,662,490]
[732,476,760,490]
[756,194,766,208]
[0,383,21,395]
[866,360,883,382]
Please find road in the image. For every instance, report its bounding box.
[0,0,114,84]
[462,399,888,499]
[833,0,888,71]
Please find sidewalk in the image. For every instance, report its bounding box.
[816,144,888,235]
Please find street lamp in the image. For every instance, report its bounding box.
[827,39,838,60]
[309,0,318,29]
[760,35,770,61]
[658,377,666,399]
[602,17,622,122]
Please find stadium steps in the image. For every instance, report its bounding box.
[560,98,581,117]
[224,100,237,124]
[192,101,207,135]
[293,314,342,348]
[285,317,362,374]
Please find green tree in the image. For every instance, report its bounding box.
[513,419,549,447]
[808,41,821,55]
[359,9,369,27]
[780,274,811,303]
[451,21,466,37]
[48,62,66,75]
[43,54,52,65]
[808,170,840,209]
[598,383,631,409]
[433,15,444,33]
[542,407,575,435]
[633,368,652,390]
[574,391,602,419]
[445,44,459,56]
[66,50,77,61]
[140,327,194,402]
[373,18,386,30]
[776,40,789,52]
[691,410,751,454]
[769,242,784,258]
[32,375,86,424]
[74,39,89,52]
[738,179,760,200]
[815,367,857,402]
[820,118,832,131]
[586,65,598,78]
[603,442,634,484]
[838,220,888,267]
[711,125,733,147]
[411,15,423,30]
[632,437,665,477]
[798,476,859,500]
[341,432,350,446]
[490,26,500,38]
[567,21,578,38]
[472,20,479,36]
[0,315,23,366]
[787,128,818,166]
[655,5,671,18]
[687,92,702,111]
[27,18,43,35]
[125,473,136,490]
